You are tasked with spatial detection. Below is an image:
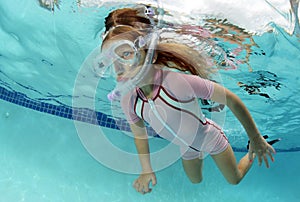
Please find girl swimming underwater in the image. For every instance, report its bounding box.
[99,6,278,195]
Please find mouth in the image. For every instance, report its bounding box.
[116,76,123,82]
[116,74,128,82]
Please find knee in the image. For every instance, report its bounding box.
[190,176,203,184]
[227,178,242,185]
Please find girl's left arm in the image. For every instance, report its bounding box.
[210,82,276,168]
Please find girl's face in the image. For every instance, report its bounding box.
[102,39,146,82]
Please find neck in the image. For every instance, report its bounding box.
[138,65,157,98]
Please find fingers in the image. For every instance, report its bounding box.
[267,145,275,161]
[255,145,276,168]
[262,153,269,168]
[133,179,139,190]
[250,138,277,168]
[257,152,263,166]
[268,145,276,155]
[151,175,157,186]
[263,145,277,167]
[139,185,151,194]
[133,176,155,195]
[133,181,151,194]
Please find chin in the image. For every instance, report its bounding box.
[117,77,129,82]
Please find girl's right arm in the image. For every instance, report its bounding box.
[130,120,157,194]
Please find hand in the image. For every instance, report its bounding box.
[248,135,276,168]
[133,172,157,194]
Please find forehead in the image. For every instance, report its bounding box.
[102,39,134,52]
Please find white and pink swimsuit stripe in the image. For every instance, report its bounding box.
[121,69,229,160]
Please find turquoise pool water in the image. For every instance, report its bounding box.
[0,99,299,201]
[1,0,300,201]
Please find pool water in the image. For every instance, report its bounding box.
[1,99,299,201]
[1,0,300,201]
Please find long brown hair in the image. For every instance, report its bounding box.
[103,25,211,79]
[104,6,261,73]
[103,8,211,79]
[105,7,153,31]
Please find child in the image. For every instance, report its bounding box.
[99,6,277,194]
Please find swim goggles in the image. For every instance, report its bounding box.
[93,34,151,80]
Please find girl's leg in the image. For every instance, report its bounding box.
[182,158,204,184]
[211,145,253,185]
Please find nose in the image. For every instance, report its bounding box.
[113,62,125,75]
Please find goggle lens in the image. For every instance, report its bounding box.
[94,40,141,78]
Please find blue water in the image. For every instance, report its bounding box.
[1,99,299,202]
[1,0,300,201]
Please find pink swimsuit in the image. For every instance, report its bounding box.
[121,69,229,160]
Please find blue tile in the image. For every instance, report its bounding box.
[2,85,282,153]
